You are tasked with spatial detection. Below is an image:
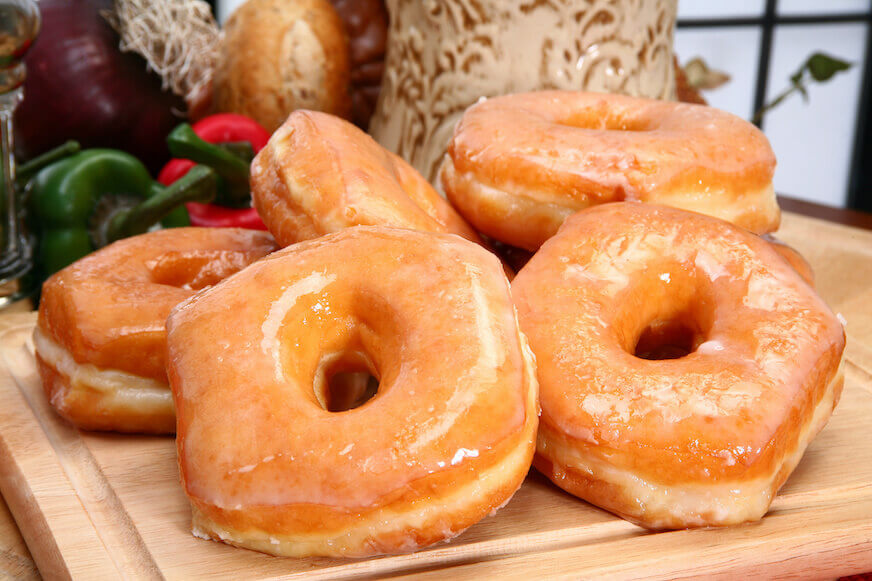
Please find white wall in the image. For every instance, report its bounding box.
[764,24,867,206]
[674,27,762,119]
[678,0,764,19]
[676,0,868,207]
[216,0,244,24]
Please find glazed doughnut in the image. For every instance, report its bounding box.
[166,226,538,557]
[35,228,277,434]
[441,91,779,250]
[251,110,483,247]
[512,203,845,529]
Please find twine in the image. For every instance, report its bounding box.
[105,0,221,107]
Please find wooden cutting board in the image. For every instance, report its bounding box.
[1,211,871,580]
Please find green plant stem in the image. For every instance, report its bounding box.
[752,86,800,125]
[106,165,217,243]
[16,141,80,185]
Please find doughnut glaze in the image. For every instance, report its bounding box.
[442,91,779,250]
[167,226,538,557]
[251,110,482,247]
[512,203,844,528]
[35,228,277,433]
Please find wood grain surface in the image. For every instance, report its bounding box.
[0,496,38,581]
[0,211,870,580]
[0,294,37,581]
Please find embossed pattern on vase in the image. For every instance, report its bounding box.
[369,0,678,182]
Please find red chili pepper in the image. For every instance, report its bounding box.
[157,113,271,230]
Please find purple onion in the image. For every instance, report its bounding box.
[14,0,186,173]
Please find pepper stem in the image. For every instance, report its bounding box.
[167,124,251,207]
[217,141,256,163]
[17,140,80,185]
[105,165,217,244]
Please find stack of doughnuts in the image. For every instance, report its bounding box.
[34,91,845,558]
[438,92,842,529]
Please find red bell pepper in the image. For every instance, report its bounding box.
[158,113,271,230]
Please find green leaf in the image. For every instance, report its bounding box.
[806,52,852,82]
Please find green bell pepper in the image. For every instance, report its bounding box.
[28,149,218,277]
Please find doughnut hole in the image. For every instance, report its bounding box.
[300,289,402,413]
[317,349,380,412]
[634,309,706,360]
[614,266,716,361]
[147,249,267,290]
[562,110,652,132]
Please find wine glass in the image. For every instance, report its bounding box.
[0,0,39,308]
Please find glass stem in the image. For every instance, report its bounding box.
[0,87,27,280]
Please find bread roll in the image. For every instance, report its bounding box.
[213,0,351,132]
